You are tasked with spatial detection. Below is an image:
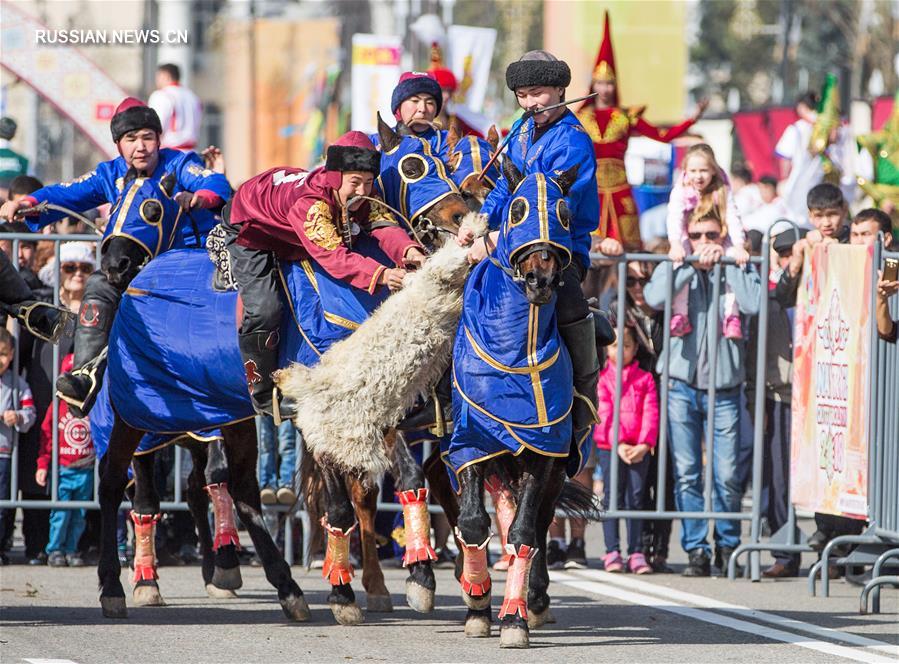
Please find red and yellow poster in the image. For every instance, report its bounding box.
[791,244,873,519]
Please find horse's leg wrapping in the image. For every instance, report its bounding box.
[131,513,160,583]
[455,528,491,597]
[485,475,515,567]
[397,488,437,566]
[499,544,537,620]
[205,482,241,550]
[322,518,357,586]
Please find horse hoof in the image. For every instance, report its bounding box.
[405,579,434,613]
[101,596,128,619]
[462,591,491,611]
[464,614,491,638]
[280,593,311,622]
[133,584,166,607]
[500,625,530,649]
[528,607,551,629]
[211,565,243,590]
[330,602,364,626]
[206,584,238,599]
[366,593,393,612]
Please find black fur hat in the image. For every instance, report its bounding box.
[505,51,571,91]
[110,97,163,143]
[325,131,381,174]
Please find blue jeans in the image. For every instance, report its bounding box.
[257,416,298,489]
[667,379,742,554]
[597,448,650,555]
[46,467,94,554]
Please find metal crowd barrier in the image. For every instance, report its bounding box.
[5,231,897,592]
[592,242,772,581]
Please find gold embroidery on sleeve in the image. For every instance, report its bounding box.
[368,200,398,225]
[304,200,342,251]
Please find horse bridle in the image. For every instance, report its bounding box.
[484,233,565,289]
[346,194,456,255]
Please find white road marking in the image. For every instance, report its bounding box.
[23,660,80,664]
[568,568,899,658]
[552,571,897,664]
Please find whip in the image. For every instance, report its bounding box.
[476,92,598,183]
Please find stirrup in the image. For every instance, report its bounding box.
[14,301,76,343]
[56,347,107,416]
[272,387,297,426]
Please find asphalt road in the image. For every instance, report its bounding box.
[2,523,897,664]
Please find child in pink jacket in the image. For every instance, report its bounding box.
[595,325,659,574]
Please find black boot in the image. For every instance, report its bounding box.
[11,300,75,343]
[397,366,453,433]
[56,299,115,417]
[238,329,281,416]
[559,316,600,435]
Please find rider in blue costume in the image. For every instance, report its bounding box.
[0,98,232,416]
[469,51,602,442]
[370,72,448,154]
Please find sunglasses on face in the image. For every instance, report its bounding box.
[688,230,721,241]
[61,262,94,275]
[625,276,646,287]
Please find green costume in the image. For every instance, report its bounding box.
[857,91,899,240]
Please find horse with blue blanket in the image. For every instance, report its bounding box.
[442,122,500,208]
[93,121,469,623]
[446,160,599,648]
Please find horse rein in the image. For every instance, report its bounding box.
[345,194,456,256]
[17,202,103,235]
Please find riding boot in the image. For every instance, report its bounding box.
[558,315,600,436]
[55,299,116,417]
[397,365,453,434]
[238,329,282,417]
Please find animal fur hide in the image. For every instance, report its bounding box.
[275,213,486,480]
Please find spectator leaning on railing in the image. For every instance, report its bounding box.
[643,208,761,578]
[773,189,895,573]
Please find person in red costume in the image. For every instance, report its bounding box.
[576,11,707,251]
[221,131,426,416]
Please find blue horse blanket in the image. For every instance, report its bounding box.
[91,241,389,455]
[443,172,590,491]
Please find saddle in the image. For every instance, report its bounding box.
[205,223,237,292]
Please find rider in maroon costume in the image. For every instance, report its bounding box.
[220,131,425,416]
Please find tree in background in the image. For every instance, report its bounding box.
[691,0,896,112]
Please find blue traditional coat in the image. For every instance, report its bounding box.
[479,110,599,270]
[371,125,448,156]
[25,148,231,248]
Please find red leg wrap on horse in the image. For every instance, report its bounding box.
[321,518,357,586]
[455,528,492,597]
[498,543,537,620]
[205,482,241,550]
[397,488,437,566]
[485,475,515,564]
[131,513,161,583]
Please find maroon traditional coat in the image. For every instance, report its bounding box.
[229,166,419,293]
